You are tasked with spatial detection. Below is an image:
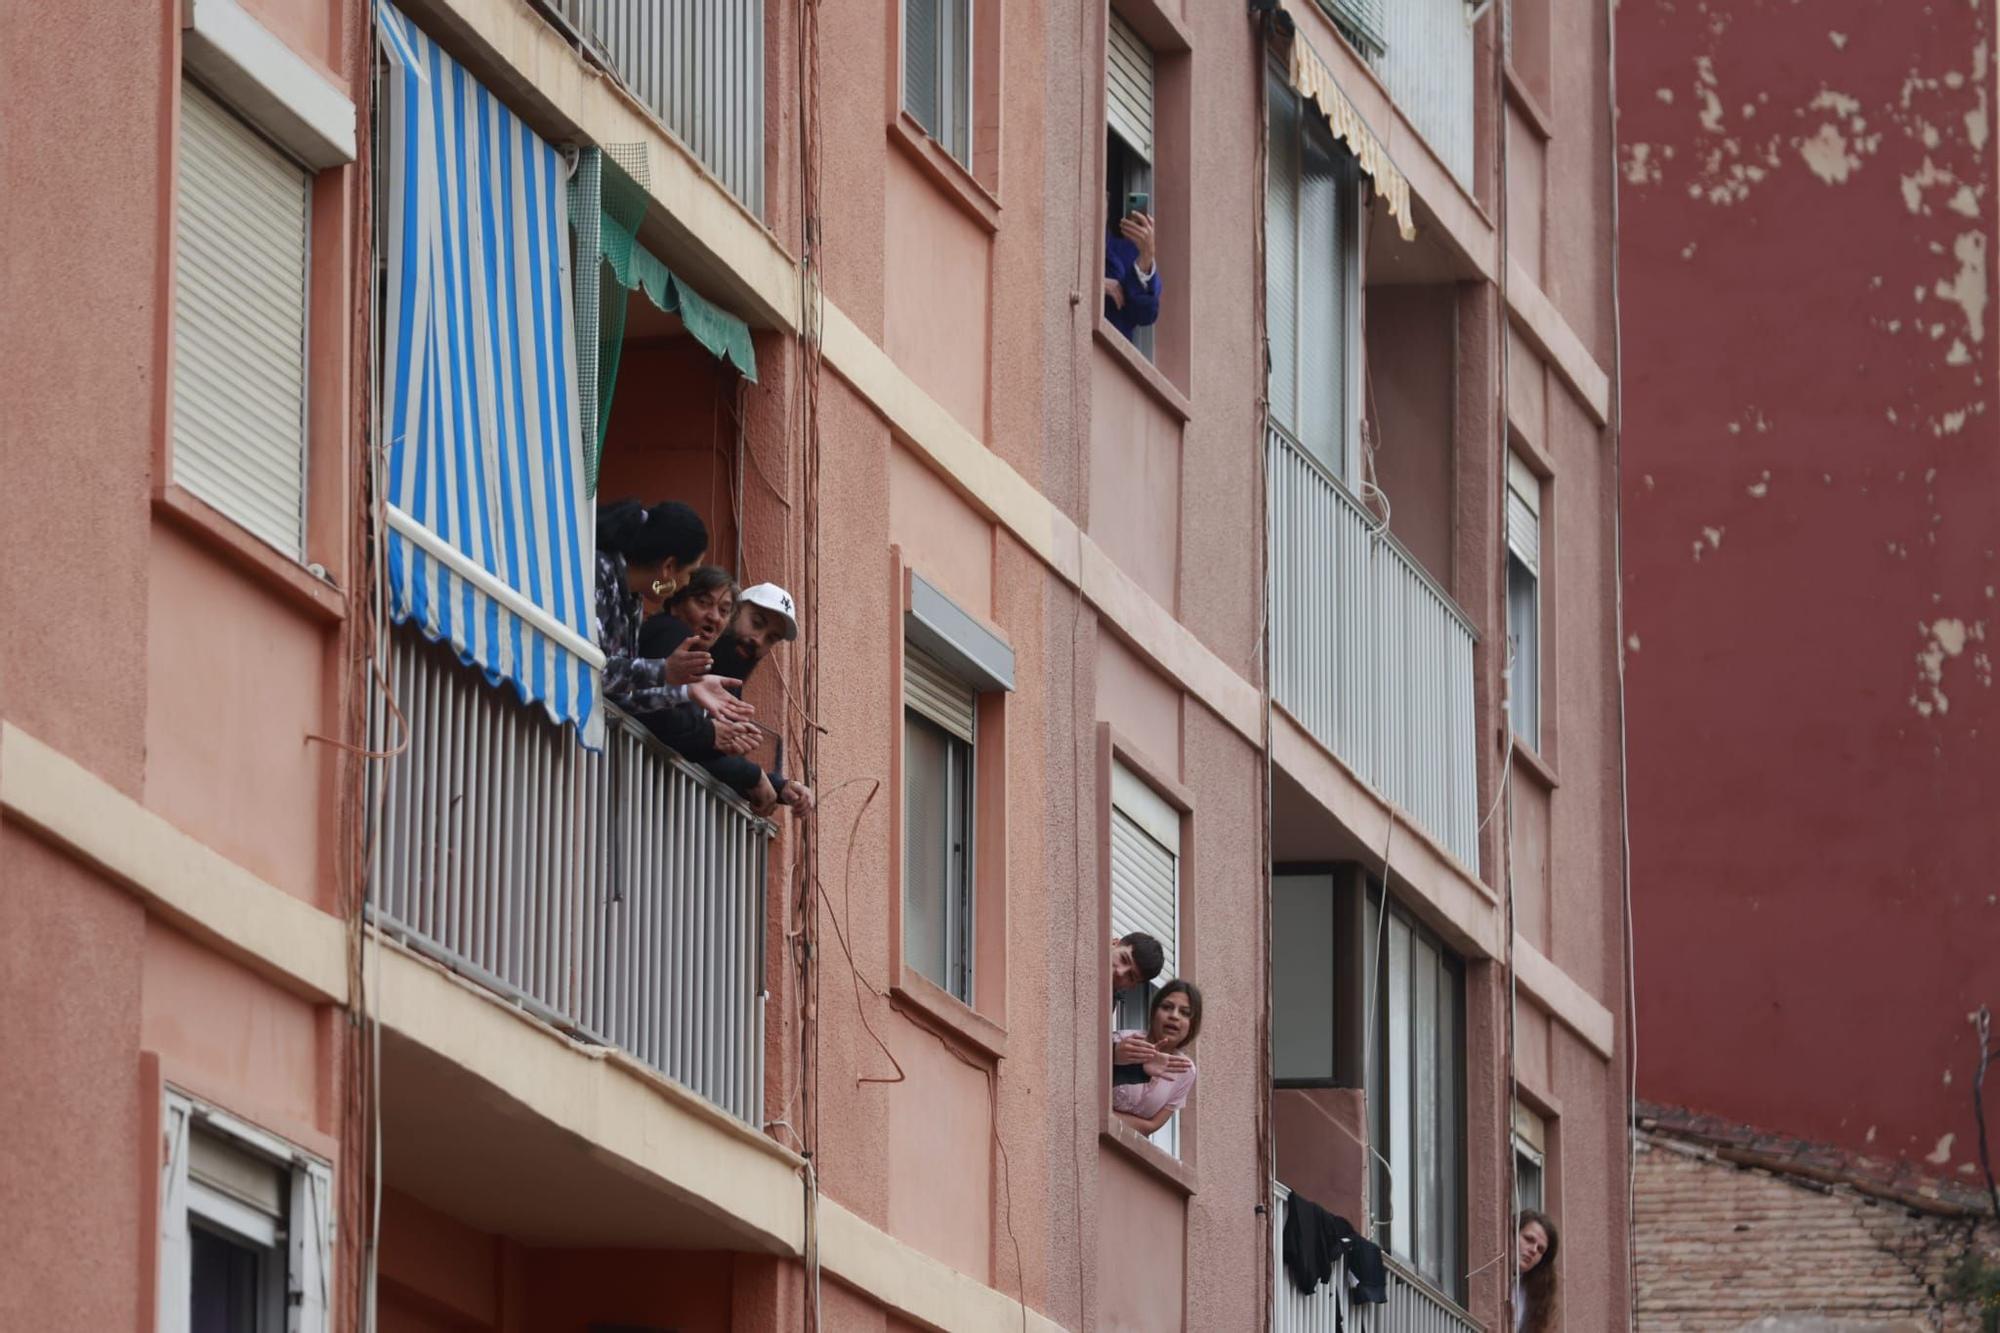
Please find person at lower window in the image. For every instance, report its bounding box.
[1111,979,1201,1136]
[1102,207,1160,341]
[595,499,751,724]
[639,579,815,818]
[1515,1208,1559,1333]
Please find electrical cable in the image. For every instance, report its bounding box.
[1065,0,1096,1323]
[1252,10,1280,1326]
[1601,0,1641,1313]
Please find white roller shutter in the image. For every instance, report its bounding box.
[1106,12,1155,163]
[1109,763,1178,974]
[1323,0,1388,56]
[905,644,976,743]
[174,80,311,558]
[1506,452,1541,572]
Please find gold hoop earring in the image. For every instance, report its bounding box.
[652,577,677,598]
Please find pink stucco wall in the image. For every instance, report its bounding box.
[1619,0,2000,1178]
[0,1,1635,1330]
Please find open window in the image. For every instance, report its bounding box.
[1109,761,1184,1154]
[1104,11,1158,360]
[160,1092,332,1333]
[1513,1102,1548,1214]
[1506,452,1543,750]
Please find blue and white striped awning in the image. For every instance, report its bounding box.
[378,3,602,743]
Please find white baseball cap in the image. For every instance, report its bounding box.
[738,583,798,640]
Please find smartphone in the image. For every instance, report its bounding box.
[1125,191,1150,218]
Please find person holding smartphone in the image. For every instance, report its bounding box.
[1103,191,1161,342]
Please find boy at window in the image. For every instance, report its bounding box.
[1103,207,1160,342]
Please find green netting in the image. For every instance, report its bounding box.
[567,148,607,492]
[599,216,759,381]
[569,147,759,495]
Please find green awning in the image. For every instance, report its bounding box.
[570,147,757,493]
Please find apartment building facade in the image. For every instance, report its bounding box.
[1617,0,2000,1325]
[0,2,1629,1332]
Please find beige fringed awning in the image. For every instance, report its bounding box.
[1281,19,1418,242]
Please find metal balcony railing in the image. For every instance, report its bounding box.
[1371,0,1476,188]
[370,626,773,1125]
[1268,424,1480,867]
[548,0,765,216]
[1273,1184,1484,1333]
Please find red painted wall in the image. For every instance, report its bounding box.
[1619,0,2000,1177]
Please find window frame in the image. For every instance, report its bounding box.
[159,3,358,622]
[1505,451,1545,753]
[886,553,1015,1061]
[1361,885,1467,1301]
[886,0,1003,225]
[1264,63,1365,486]
[1095,724,1199,1193]
[902,654,979,1004]
[1094,1,1194,395]
[160,1088,333,1333]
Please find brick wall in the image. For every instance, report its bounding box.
[1634,1132,1997,1332]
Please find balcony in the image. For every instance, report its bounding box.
[1273,1183,1483,1333]
[546,0,766,216]
[370,626,774,1126]
[1268,423,1479,867]
[1321,0,1477,188]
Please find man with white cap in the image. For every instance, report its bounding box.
[708,583,814,815]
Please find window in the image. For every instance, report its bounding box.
[1273,871,1340,1084]
[1105,11,1157,360]
[903,0,973,166]
[1266,68,1360,482]
[1506,453,1543,749]
[904,645,977,1001]
[1364,888,1465,1299]
[1109,760,1183,1154]
[1514,1138,1545,1213]
[174,79,312,558]
[1514,1101,1548,1214]
[1319,0,1386,59]
[160,1093,331,1333]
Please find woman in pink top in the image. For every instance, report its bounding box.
[1111,981,1202,1135]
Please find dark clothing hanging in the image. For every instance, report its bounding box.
[1280,1190,1389,1308]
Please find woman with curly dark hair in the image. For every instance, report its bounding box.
[1515,1209,1559,1333]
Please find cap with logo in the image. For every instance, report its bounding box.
[737,583,798,641]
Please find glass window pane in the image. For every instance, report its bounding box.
[904,711,952,988]
[1412,934,1441,1280]
[1274,873,1338,1081]
[1508,555,1540,747]
[1298,125,1346,478]
[191,1226,265,1333]
[1386,912,1413,1260]
[1441,959,1464,1296]
[947,732,975,1001]
[1266,73,1300,434]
